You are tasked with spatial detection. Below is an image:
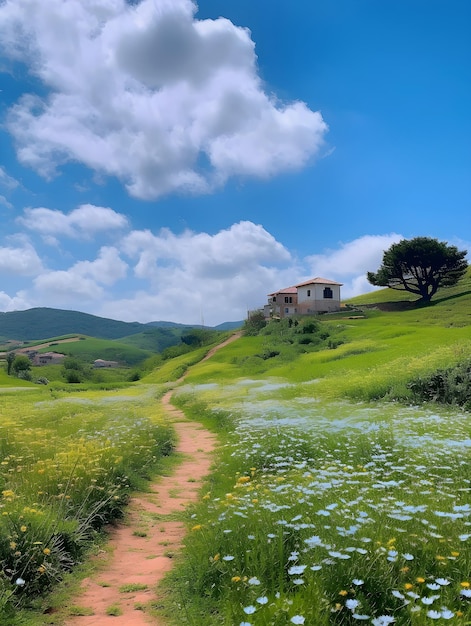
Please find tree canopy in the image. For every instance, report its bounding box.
[11,354,32,379]
[367,237,468,302]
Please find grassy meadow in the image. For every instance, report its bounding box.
[0,276,470,625]
[0,383,175,624]
[157,280,471,625]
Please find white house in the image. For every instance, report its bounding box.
[93,359,120,368]
[264,277,342,319]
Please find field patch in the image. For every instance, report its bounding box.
[0,385,175,620]
[166,379,471,624]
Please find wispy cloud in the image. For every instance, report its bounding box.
[0,166,19,190]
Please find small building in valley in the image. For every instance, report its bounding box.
[34,352,66,366]
[93,359,120,368]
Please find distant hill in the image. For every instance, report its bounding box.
[119,327,190,352]
[0,307,242,342]
[0,308,148,341]
[213,320,243,330]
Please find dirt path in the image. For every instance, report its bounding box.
[65,332,241,626]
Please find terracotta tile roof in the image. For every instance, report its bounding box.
[267,286,298,296]
[295,277,343,287]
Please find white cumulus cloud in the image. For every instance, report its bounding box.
[0,218,405,324]
[100,221,294,323]
[0,290,31,312]
[305,233,403,299]
[18,204,129,239]
[0,238,44,276]
[32,246,128,305]
[0,0,327,199]
[122,220,291,281]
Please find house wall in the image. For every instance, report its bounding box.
[296,283,341,313]
[265,292,298,319]
[34,353,66,366]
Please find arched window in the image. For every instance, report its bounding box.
[323,287,333,299]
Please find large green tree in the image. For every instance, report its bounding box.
[367,237,468,302]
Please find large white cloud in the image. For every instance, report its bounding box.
[0,0,327,199]
[305,233,403,299]
[0,214,404,324]
[122,220,291,281]
[99,230,404,323]
[18,204,129,239]
[0,290,31,312]
[32,246,128,304]
[0,237,44,276]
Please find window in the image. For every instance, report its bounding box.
[284,296,289,303]
[323,287,333,299]
[307,289,311,297]
[272,296,276,302]
[285,308,289,313]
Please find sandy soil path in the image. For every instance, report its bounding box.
[65,332,241,626]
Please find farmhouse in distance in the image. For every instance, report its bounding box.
[263,277,342,319]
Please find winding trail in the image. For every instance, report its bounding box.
[65,333,241,626]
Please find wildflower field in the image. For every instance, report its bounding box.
[159,286,471,626]
[1,277,470,625]
[0,384,174,622]
[166,381,470,625]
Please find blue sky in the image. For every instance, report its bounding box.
[0,0,469,326]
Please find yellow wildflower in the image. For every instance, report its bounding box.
[191,524,202,531]
[237,476,250,484]
[460,581,470,588]
[231,576,241,583]
[20,525,27,532]
[43,548,51,555]
[416,577,425,583]
[404,583,414,590]
[339,590,348,596]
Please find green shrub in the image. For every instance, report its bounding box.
[407,359,471,407]
[64,370,83,384]
[243,311,267,336]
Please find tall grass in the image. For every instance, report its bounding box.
[0,385,174,620]
[164,383,471,625]
[160,286,471,624]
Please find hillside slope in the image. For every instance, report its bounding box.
[178,269,471,406]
